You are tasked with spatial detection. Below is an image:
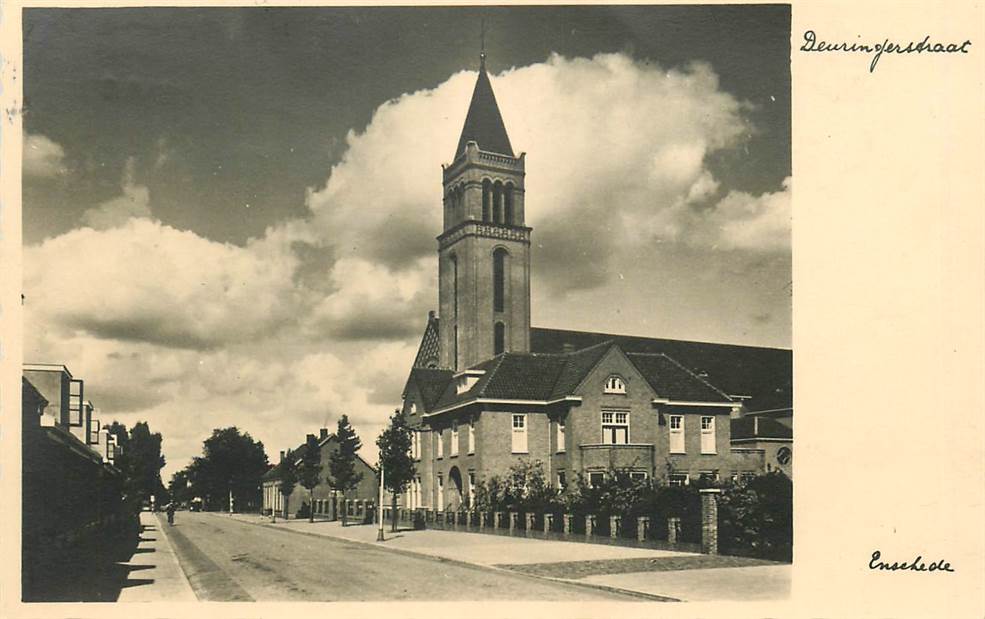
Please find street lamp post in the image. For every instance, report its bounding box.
[377,459,385,542]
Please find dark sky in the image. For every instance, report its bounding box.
[23,5,790,245]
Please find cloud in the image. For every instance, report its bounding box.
[306,53,785,295]
[81,158,154,229]
[23,133,67,178]
[23,52,790,479]
[25,218,302,350]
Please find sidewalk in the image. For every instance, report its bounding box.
[220,512,789,601]
[117,511,197,602]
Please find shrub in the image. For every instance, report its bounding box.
[718,471,792,561]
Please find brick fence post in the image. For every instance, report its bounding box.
[585,514,595,538]
[637,516,649,543]
[610,515,620,539]
[700,489,721,555]
[478,511,485,530]
[563,513,572,535]
[668,517,681,544]
[544,513,552,534]
[525,513,535,531]
[509,511,517,532]
[495,511,504,529]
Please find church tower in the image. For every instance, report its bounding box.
[438,51,531,370]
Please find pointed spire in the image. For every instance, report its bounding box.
[454,27,513,159]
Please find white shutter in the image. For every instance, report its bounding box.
[511,414,528,453]
[670,415,685,453]
[700,416,716,454]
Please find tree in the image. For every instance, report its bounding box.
[376,409,415,531]
[328,414,362,526]
[169,469,193,505]
[298,435,322,523]
[182,427,269,511]
[278,450,298,520]
[105,420,167,513]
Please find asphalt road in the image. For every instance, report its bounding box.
[164,512,640,601]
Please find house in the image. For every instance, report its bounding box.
[397,50,792,512]
[261,427,378,519]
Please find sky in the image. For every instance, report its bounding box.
[22,6,791,479]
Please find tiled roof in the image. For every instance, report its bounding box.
[730,416,793,440]
[406,367,454,411]
[454,62,513,159]
[430,342,732,413]
[626,353,731,403]
[412,313,440,369]
[531,327,791,412]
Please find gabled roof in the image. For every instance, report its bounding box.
[454,59,513,159]
[730,416,793,440]
[404,367,454,412]
[530,327,791,412]
[429,341,732,414]
[626,353,732,403]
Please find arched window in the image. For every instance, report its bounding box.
[604,375,626,394]
[493,248,507,313]
[493,181,503,224]
[482,179,491,221]
[504,183,514,225]
[450,253,458,319]
[494,322,506,355]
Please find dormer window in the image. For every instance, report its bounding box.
[409,401,417,415]
[604,375,626,394]
[455,369,486,395]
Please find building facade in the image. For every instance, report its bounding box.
[261,427,378,518]
[399,53,792,511]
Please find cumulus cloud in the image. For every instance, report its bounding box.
[23,52,790,478]
[306,53,785,294]
[81,160,154,230]
[23,133,67,178]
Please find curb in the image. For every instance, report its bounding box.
[211,513,680,602]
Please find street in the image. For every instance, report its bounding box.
[162,512,640,601]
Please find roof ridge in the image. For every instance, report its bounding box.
[532,326,793,352]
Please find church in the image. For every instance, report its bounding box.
[398,51,792,512]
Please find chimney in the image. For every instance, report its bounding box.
[428,310,436,320]
[306,433,316,444]
[320,428,329,440]
[279,450,285,463]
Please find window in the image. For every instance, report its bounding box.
[629,471,647,482]
[494,322,505,355]
[451,254,458,319]
[436,429,444,459]
[601,411,629,445]
[699,470,719,483]
[589,472,605,487]
[557,471,566,488]
[511,414,528,453]
[493,181,503,223]
[468,419,475,454]
[700,416,716,454]
[504,183,514,224]
[669,473,689,487]
[411,431,420,460]
[670,415,685,453]
[409,401,417,415]
[450,422,459,457]
[89,418,101,445]
[604,375,626,394]
[453,325,459,371]
[468,472,476,506]
[493,248,507,312]
[556,420,566,452]
[437,473,444,509]
[482,179,491,221]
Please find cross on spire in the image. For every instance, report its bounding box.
[480,18,487,70]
